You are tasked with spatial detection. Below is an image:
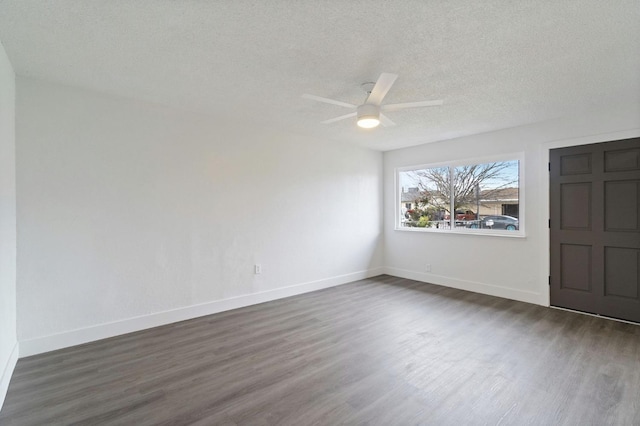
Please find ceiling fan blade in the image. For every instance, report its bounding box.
[366,73,398,106]
[379,113,396,127]
[302,94,357,109]
[382,100,443,112]
[321,112,357,124]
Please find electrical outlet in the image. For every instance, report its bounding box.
[425,264,431,272]
[254,264,262,274]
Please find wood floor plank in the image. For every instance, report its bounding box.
[1,275,639,425]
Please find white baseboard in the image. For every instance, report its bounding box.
[0,341,19,411]
[19,268,384,357]
[383,266,545,306]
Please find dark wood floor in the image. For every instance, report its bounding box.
[2,275,639,425]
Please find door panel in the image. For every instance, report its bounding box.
[604,180,639,231]
[560,182,592,230]
[604,247,639,299]
[604,148,640,172]
[560,244,592,291]
[551,137,640,323]
[561,153,592,175]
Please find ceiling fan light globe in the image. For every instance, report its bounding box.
[357,117,380,128]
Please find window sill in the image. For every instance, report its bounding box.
[394,226,526,238]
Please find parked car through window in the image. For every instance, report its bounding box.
[468,215,519,230]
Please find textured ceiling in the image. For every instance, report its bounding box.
[0,0,638,151]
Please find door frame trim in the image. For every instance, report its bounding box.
[540,128,640,306]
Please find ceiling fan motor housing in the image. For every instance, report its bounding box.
[357,104,380,120]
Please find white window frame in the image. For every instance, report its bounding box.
[395,152,525,237]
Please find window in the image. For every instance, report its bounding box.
[397,155,522,235]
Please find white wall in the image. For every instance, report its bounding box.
[0,42,17,408]
[384,107,640,305]
[16,77,383,355]
[12,74,639,360]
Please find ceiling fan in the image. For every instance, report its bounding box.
[302,73,443,129]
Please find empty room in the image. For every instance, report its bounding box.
[1,1,639,424]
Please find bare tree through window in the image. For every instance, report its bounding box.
[399,160,519,231]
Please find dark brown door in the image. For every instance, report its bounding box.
[550,137,640,323]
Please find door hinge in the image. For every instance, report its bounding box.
[548,219,551,228]
[548,162,551,171]
[549,276,551,286]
